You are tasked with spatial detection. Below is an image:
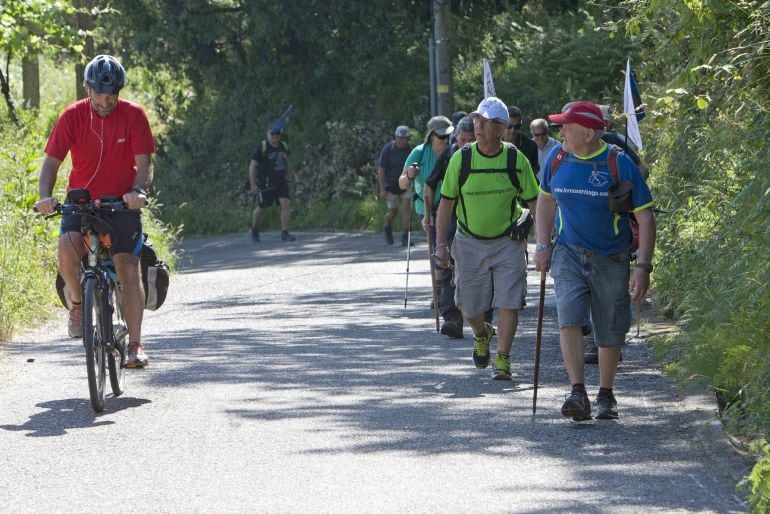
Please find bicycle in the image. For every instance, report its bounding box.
[42,188,134,412]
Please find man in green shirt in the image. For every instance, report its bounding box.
[434,97,539,380]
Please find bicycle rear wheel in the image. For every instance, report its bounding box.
[83,276,107,412]
[108,283,127,396]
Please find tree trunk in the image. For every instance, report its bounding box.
[22,54,40,110]
[1,50,19,125]
[74,0,94,100]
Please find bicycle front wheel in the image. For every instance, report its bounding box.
[83,276,107,412]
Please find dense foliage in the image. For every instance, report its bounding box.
[1,0,767,507]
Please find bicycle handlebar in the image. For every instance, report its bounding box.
[35,200,139,219]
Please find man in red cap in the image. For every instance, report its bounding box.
[534,101,656,421]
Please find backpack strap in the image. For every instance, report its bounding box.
[606,145,620,186]
[549,149,568,178]
[506,145,520,193]
[459,144,472,189]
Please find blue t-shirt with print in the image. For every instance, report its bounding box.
[540,142,653,255]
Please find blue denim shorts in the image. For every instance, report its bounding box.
[550,243,631,347]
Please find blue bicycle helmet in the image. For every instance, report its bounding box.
[83,55,125,94]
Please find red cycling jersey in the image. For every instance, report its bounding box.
[44,98,155,199]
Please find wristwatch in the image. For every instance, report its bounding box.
[131,187,147,196]
[535,242,553,251]
[635,262,654,273]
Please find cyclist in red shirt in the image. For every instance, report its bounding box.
[35,55,156,368]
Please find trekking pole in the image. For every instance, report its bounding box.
[426,232,441,332]
[533,270,546,415]
[403,202,414,309]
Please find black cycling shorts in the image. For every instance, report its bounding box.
[257,174,291,208]
[60,210,143,256]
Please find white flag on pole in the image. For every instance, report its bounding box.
[483,58,496,99]
[624,58,643,150]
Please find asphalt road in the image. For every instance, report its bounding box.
[0,230,752,512]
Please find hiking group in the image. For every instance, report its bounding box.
[33,53,656,423]
[390,97,655,422]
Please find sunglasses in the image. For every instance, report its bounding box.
[507,123,522,130]
[434,133,450,140]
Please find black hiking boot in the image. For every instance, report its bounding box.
[595,392,619,420]
[251,228,260,242]
[561,389,592,421]
[384,224,394,245]
[281,230,295,242]
[401,231,413,246]
[440,321,463,339]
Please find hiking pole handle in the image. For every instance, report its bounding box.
[533,270,546,415]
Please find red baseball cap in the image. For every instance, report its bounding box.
[548,101,604,130]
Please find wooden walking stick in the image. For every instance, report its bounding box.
[635,298,641,337]
[426,235,441,332]
[533,270,546,415]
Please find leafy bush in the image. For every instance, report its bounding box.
[628,0,770,506]
[0,116,57,340]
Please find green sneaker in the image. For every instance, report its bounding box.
[493,353,512,380]
[472,322,493,368]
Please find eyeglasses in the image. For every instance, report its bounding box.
[434,133,450,140]
[533,132,548,138]
[507,123,522,130]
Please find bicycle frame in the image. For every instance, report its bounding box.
[46,197,132,412]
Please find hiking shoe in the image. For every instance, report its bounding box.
[251,228,260,242]
[561,389,592,421]
[492,353,512,380]
[281,230,295,242]
[68,303,83,338]
[126,342,149,368]
[384,225,394,245]
[440,321,463,339]
[401,232,413,246]
[472,322,493,368]
[595,393,619,420]
[584,337,598,364]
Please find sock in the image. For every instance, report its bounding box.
[598,387,614,398]
[571,383,586,394]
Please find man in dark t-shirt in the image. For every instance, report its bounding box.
[377,125,413,245]
[503,105,539,175]
[249,124,294,242]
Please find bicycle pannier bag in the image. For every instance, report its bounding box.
[140,235,170,311]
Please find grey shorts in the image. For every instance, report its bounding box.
[450,231,527,318]
[386,189,412,210]
[550,243,632,347]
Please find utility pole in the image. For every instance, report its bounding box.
[432,0,453,117]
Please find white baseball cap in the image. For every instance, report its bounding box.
[395,125,410,137]
[470,97,509,124]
